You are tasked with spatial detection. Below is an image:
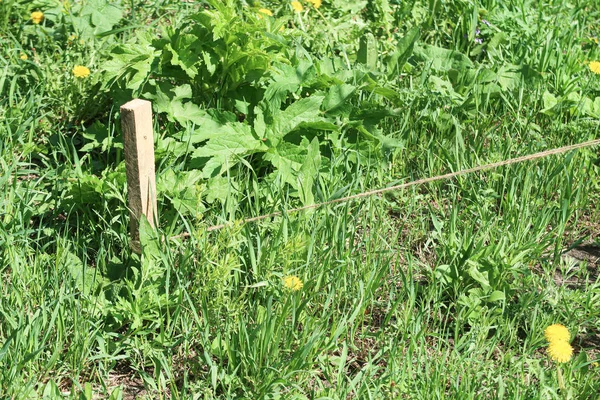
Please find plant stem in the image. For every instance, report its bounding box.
[557,365,565,391]
[297,11,305,31]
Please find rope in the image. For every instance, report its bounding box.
[171,138,600,237]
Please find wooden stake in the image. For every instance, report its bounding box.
[120,99,157,253]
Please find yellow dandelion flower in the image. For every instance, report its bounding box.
[589,61,600,74]
[547,340,573,363]
[72,65,91,78]
[20,53,28,60]
[283,275,303,291]
[291,1,303,12]
[544,324,570,343]
[306,0,322,8]
[31,11,44,24]
[258,8,273,16]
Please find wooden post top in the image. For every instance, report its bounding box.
[121,99,152,111]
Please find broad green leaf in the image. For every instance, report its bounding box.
[428,76,463,102]
[263,61,314,111]
[263,142,306,188]
[579,96,596,117]
[73,0,123,38]
[488,291,506,303]
[202,50,218,75]
[157,169,205,215]
[357,33,378,70]
[372,85,401,100]
[476,68,498,83]
[102,35,159,91]
[335,0,369,15]
[139,216,161,258]
[191,123,267,178]
[156,137,191,158]
[253,106,267,137]
[165,33,202,79]
[271,95,325,141]
[541,91,558,115]
[62,249,97,295]
[486,32,507,57]
[81,121,110,152]
[335,0,368,12]
[108,387,123,400]
[467,261,490,290]
[496,64,523,91]
[146,83,225,141]
[84,382,93,400]
[323,84,356,115]
[158,169,204,194]
[298,137,321,205]
[206,176,231,203]
[83,0,123,34]
[354,123,404,156]
[210,334,229,358]
[593,97,600,116]
[42,379,61,398]
[413,44,473,72]
[387,27,420,75]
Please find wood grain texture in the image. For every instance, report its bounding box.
[120,99,157,253]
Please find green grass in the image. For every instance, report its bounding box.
[1,0,600,398]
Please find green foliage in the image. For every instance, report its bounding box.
[2,0,600,398]
[99,6,414,209]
